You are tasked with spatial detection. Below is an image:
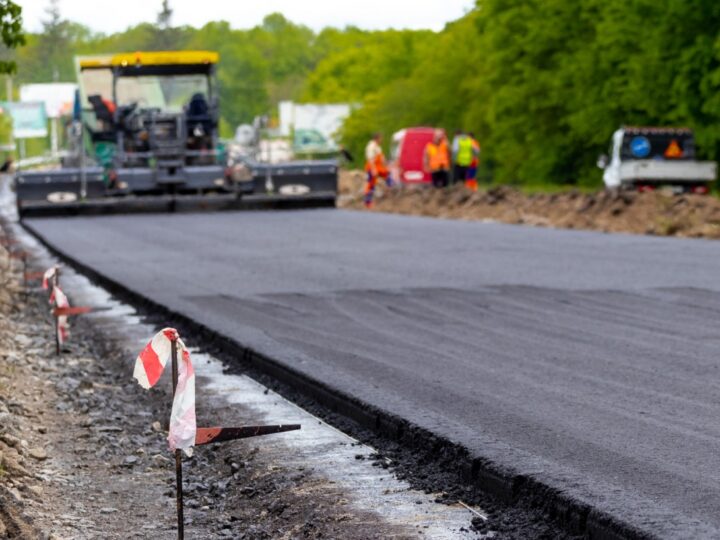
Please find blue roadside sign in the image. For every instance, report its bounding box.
[630,136,651,158]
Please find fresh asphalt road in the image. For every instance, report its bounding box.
[26,210,720,538]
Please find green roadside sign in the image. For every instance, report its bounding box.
[1,101,48,139]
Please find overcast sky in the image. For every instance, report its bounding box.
[19,0,475,34]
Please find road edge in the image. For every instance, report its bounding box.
[22,219,654,540]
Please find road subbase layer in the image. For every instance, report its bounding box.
[25,209,720,539]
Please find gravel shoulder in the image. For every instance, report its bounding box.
[0,225,436,539]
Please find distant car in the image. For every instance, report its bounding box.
[293,128,337,158]
[390,127,436,185]
[598,126,717,193]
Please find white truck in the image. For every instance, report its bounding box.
[598,127,717,193]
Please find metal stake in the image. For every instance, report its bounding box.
[170,338,184,540]
[54,313,60,356]
[22,253,27,289]
[79,120,87,200]
[22,253,28,301]
[53,268,60,356]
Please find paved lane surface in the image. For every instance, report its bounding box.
[26,210,720,538]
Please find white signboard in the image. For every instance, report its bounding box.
[20,83,77,119]
[279,101,351,144]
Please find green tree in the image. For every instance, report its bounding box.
[218,43,269,126]
[148,0,188,51]
[248,13,315,102]
[0,0,24,73]
[19,0,75,82]
[471,0,720,186]
[302,29,431,103]
[186,22,270,127]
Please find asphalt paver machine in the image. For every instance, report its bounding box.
[14,51,337,217]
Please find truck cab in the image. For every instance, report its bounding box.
[599,127,717,193]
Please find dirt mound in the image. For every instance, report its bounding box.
[338,170,720,238]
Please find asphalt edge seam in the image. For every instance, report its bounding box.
[22,220,653,540]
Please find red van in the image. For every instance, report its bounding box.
[390,127,436,184]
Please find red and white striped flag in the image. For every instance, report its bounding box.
[134,329,196,456]
[49,285,69,344]
[42,266,58,290]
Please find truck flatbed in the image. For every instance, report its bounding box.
[619,159,717,184]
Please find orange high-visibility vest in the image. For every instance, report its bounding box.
[470,138,480,168]
[365,151,389,177]
[426,140,450,171]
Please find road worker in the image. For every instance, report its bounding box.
[364,132,393,208]
[424,129,450,188]
[465,132,481,191]
[101,96,116,116]
[452,130,475,185]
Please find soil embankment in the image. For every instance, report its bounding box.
[339,170,720,238]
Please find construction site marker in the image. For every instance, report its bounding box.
[43,266,95,355]
[134,329,300,539]
[52,306,93,317]
[195,425,300,446]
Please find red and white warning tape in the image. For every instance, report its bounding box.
[134,329,196,456]
[49,285,70,344]
[42,266,58,290]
